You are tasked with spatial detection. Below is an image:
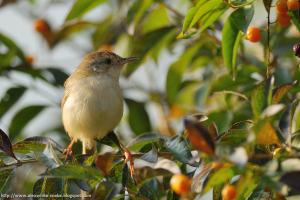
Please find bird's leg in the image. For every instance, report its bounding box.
[122,145,135,179]
[106,131,135,179]
[63,138,76,158]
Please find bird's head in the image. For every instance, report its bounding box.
[77,51,137,79]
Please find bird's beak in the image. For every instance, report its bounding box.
[121,56,138,64]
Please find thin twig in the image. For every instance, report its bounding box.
[266,8,271,78]
[161,2,184,19]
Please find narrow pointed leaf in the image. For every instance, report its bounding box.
[140,145,158,163]
[251,77,274,118]
[0,86,26,118]
[0,168,14,192]
[222,7,254,78]
[65,0,107,21]
[45,164,103,180]
[165,135,196,166]
[125,98,151,135]
[8,105,46,140]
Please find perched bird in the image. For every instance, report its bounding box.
[61,51,137,156]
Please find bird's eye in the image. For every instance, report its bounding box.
[104,58,112,65]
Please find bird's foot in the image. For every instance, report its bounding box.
[63,139,75,159]
[124,148,135,180]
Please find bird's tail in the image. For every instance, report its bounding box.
[82,139,96,155]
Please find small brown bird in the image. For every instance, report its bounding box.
[61,51,137,156]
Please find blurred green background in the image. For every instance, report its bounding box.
[0,0,299,194]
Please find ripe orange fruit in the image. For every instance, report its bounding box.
[277,12,291,27]
[246,27,261,43]
[34,19,51,34]
[222,184,237,200]
[25,55,34,64]
[170,174,191,195]
[287,0,300,10]
[276,0,288,13]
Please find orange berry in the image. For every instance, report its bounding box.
[246,27,261,43]
[287,0,300,10]
[34,19,51,34]
[170,174,191,195]
[211,161,223,170]
[25,55,34,64]
[169,104,184,119]
[276,0,288,13]
[277,12,291,27]
[222,184,237,200]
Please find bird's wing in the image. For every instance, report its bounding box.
[61,77,71,109]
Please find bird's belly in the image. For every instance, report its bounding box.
[62,83,123,140]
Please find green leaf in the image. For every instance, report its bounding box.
[92,181,123,200]
[0,168,14,192]
[251,77,274,119]
[65,0,107,21]
[122,164,129,186]
[290,11,300,32]
[0,86,26,118]
[138,178,160,200]
[0,32,26,66]
[291,131,300,149]
[199,5,227,32]
[230,6,254,33]
[209,110,233,133]
[181,0,206,33]
[218,129,248,149]
[189,0,222,31]
[222,7,254,79]
[204,167,235,192]
[125,98,151,135]
[39,143,62,169]
[164,136,196,166]
[141,5,170,34]
[166,43,202,104]
[24,136,64,152]
[179,0,227,37]
[127,133,165,151]
[236,170,258,199]
[13,141,45,155]
[41,68,69,86]
[140,145,158,163]
[45,164,103,180]
[124,27,175,76]
[8,105,46,140]
[147,29,177,62]
[127,0,153,27]
[33,177,64,196]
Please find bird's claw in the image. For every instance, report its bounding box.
[124,149,135,180]
[63,147,73,160]
[63,139,75,160]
